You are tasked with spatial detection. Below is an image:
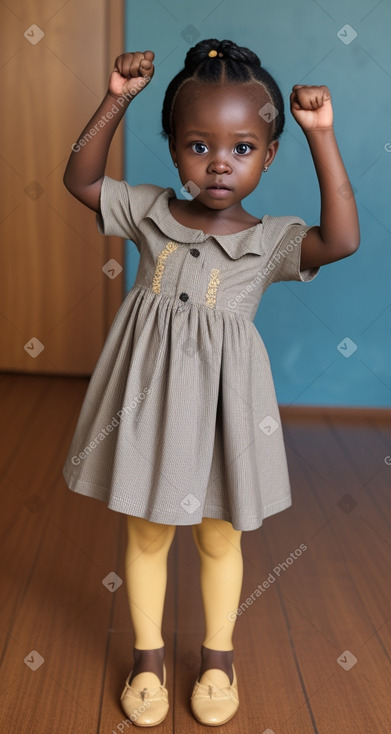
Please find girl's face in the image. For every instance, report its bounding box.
[169,81,279,213]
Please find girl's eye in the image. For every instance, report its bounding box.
[234,143,254,155]
[192,143,208,154]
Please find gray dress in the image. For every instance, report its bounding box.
[62,176,319,531]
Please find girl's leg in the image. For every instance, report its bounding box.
[124,515,176,689]
[192,517,243,687]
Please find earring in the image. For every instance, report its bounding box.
[263,165,268,172]
[174,162,178,168]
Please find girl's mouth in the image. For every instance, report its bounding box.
[207,183,231,190]
[206,186,232,198]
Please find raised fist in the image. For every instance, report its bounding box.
[108,50,155,100]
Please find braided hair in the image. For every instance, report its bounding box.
[161,38,285,142]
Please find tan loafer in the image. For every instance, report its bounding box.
[120,663,169,727]
[190,664,239,726]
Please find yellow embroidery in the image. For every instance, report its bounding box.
[152,242,179,294]
[205,268,221,308]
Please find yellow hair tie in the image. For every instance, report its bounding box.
[208,49,218,57]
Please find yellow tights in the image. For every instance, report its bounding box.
[124,515,243,689]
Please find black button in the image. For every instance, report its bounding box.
[190,248,200,257]
[179,292,189,302]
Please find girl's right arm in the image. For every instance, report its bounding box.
[63,51,155,212]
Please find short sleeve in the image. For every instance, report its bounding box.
[96,176,165,250]
[262,216,320,284]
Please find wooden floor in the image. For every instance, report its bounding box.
[1,373,390,734]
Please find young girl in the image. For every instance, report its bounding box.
[62,38,359,727]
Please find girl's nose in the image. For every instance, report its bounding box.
[207,158,232,174]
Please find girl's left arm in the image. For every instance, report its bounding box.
[290,84,360,270]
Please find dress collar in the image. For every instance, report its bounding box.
[144,187,266,260]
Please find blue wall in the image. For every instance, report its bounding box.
[123,0,391,407]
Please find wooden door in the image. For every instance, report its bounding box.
[0,0,125,375]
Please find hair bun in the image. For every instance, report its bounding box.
[184,38,262,72]
[217,39,262,66]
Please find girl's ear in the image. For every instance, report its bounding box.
[169,135,177,166]
[264,139,279,169]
